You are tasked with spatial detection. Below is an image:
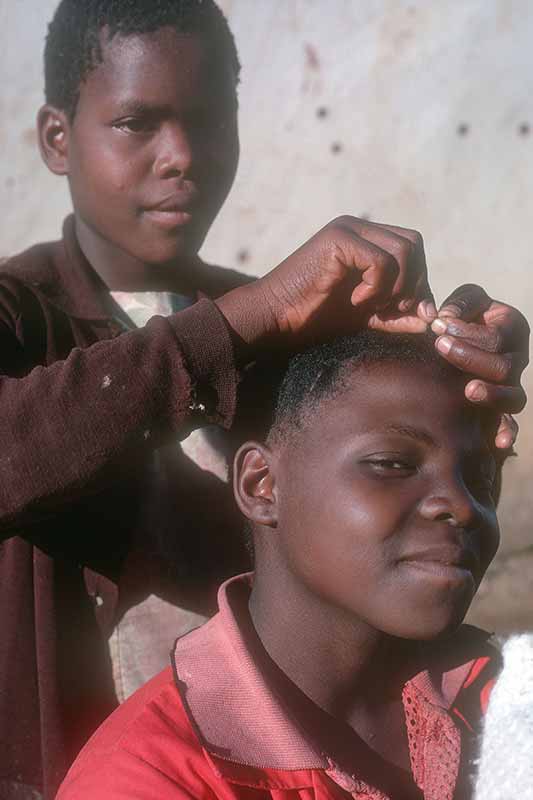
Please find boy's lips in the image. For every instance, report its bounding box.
[143,192,197,229]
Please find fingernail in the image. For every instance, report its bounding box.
[466,382,486,402]
[431,318,447,335]
[425,302,438,320]
[436,336,453,355]
[399,298,414,312]
[439,304,460,318]
[496,433,512,449]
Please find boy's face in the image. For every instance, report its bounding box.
[266,362,500,640]
[64,27,239,265]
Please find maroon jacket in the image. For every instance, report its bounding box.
[0,218,250,799]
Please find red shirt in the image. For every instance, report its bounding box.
[57,575,500,800]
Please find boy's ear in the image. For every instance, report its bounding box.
[37,105,71,176]
[233,442,278,529]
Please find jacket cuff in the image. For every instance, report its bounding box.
[169,298,238,429]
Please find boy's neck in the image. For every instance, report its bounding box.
[74,215,204,295]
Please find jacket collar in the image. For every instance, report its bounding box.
[3,215,253,321]
[1,216,112,321]
[50,216,112,319]
[172,573,485,793]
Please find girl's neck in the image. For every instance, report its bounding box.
[249,567,416,724]
[249,568,420,777]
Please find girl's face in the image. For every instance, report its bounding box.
[272,362,500,640]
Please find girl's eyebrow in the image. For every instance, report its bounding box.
[383,424,437,447]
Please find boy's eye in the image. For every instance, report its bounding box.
[113,117,155,134]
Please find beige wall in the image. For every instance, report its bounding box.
[1,0,532,630]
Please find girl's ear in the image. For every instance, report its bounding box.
[233,442,278,529]
[37,104,71,176]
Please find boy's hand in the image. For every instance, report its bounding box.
[431,284,530,449]
[217,216,434,358]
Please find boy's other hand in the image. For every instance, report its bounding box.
[431,284,530,449]
[217,216,434,359]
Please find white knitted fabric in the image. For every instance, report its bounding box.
[474,634,533,799]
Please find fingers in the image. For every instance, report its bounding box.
[464,380,527,414]
[350,262,397,306]
[495,414,519,450]
[432,306,529,356]
[431,318,508,354]
[415,276,438,322]
[438,284,493,321]
[325,229,400,307]
[333,216,429,306]
[371,222,429,305]
[435,334,525,384]
[367,311,428,334]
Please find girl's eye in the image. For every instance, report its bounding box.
[363,458,416,476]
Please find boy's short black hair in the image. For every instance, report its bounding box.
[44,0,241,119]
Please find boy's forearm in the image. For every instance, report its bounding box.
[215,281,280,366]
[0,298,237,538]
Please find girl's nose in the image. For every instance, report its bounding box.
[418,483,480,529]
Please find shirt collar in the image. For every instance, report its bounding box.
[171,573,482,792]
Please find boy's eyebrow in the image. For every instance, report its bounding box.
[112,99,173,117]
[382,424,437,447]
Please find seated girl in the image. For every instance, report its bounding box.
[58,330,508,800]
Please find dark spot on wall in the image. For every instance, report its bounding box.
[331,142,343,155]
[360,213,371,221]
[237,248,250,264]
[5,176,15,189]
[457,123,469,137]
[304,43,320,71]
[316,106,329,120]
[518,122,530,137]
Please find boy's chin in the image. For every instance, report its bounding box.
[134,220,208,265]
[137,237,203,268]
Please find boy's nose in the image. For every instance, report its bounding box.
[153,126,193,179]
[418,482,480,529]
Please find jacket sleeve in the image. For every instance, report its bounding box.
[0,294,238,538]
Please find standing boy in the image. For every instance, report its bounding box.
[0,1,528,798]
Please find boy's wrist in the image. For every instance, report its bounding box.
[215,280,281,365]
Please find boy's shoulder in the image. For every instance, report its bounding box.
[0,236,63,301]
[57,665,215,799]
[0,217,114,322]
